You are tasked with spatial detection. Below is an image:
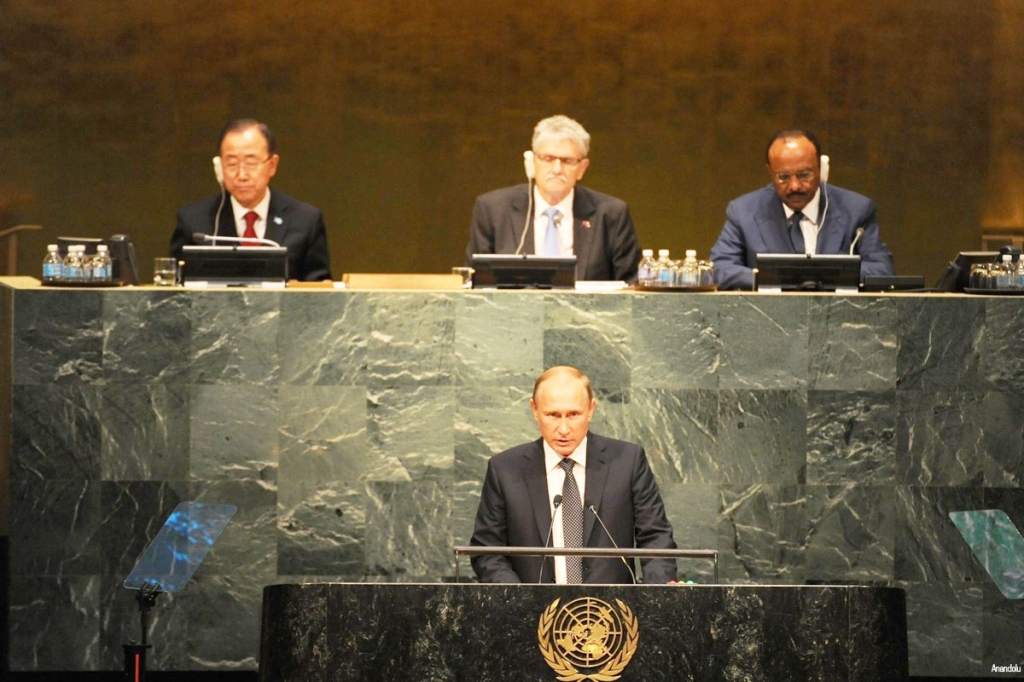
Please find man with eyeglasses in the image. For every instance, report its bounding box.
[709,129,893,290]
[170,119,332,281]
[465,115,642,282]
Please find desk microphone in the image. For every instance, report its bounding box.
[850,227,865,256]
[538,494,563,584]
[588,504,637,584]
[191,233,282,248]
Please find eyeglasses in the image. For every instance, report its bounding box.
[222,156,273,174]
[772,170,816,185]
[535,154,585,167]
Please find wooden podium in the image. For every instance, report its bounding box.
[259,583,908,681]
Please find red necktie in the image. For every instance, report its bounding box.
[242,211,260,246]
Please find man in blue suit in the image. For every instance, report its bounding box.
[710,129,894,290]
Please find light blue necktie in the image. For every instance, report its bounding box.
[543,207,561,256]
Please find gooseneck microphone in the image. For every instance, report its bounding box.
[538,494,563,583]
[588,504,637,584]
[850,227,865,255]
[191,233,282,248]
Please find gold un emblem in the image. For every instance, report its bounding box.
[537,597,639,682]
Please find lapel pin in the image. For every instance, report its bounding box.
[273,216,283,225]
[582,220,591,229]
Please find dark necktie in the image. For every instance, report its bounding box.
[242,211,260,246]
[559,458,584,583]
[789,211,805,254]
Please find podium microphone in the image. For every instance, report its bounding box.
[849,227,865,256]
[538,494,563,583]
[588,504,637,584]
[192,233,282,248]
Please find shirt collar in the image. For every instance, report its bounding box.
[230,188,272,224]
[543,436,588,471]
[534,186,575,218]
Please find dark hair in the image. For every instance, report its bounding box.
[765,129,822,162]
[218,119,276,155]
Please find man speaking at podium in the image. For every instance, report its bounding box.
[709,129,893,290]
[170,119,332,281]
[464,115,642,282]
[470,366,677,584]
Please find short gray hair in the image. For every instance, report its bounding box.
[532,115,590,158]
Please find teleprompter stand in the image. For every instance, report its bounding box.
[121,501,237,682]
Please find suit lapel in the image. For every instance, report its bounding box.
[211,201,236,240]
[523,440,552,543]
[581,435,608,547]
[815,187,848,254]
[264,191,289,245]
[755,193,795,253]
[572,188,596,279]
[511,187,534,255]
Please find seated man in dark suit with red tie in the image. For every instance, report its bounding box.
[709,129,894,290]
[464,115,642,282]
[470,366,677,584]
[170,119,332,281]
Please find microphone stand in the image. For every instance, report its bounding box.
[123,583,160,682]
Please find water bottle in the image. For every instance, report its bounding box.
[42,244,63,282]
[62,245,86,282]
[997,254,1014,290]
[1016,257,1024,290]
[680,249,699,286]
[637,249,656,287]
[88,244,113,282]
[656,249,672,288]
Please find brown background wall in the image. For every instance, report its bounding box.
[1,0,1022,283]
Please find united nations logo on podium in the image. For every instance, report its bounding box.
[537,597,639,681]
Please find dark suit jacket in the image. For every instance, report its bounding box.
[470,433,677,584]
[170,190,333,281]
[465,184,642,283]
[709,183,894,290]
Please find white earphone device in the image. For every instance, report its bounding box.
[514,151,537,255]
[819,154,830,183]
[212,156,224,185]
[523,150,535,180]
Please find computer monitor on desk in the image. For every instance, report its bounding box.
[755,254,861,292]
[180,246,288,287]
[470,254,576,289]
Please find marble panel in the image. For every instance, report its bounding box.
[178,575,263,670]
[901,580,984,677]
[894,485,986,582]
[897,389,986,486]
[453,383,535,483]
[189,290,282,385]
[12,289,104,386]
[12,382,101,480]
[658,482,720,582]
[190,383,279,482]
[276,479,368,576]
[982,390,1024,487]
[8,575,101,671]
[980,297,1024,393]
[190,479,279,582]
[630,293,722,389]
[983,582,1024,677]
[278,291,370,386]
[278,385,369,482]
[598,388,719,485]
[897,297,984,392]
[367,385,454,480]
[101,289,192,384]
[543,293,632,390]
[716,484,812,583]
[806,390,897,484]
[801,484,895,583]
[717,389,807,484]
[366,292,455,386]
[807,296,898,391]
[364,479,453,580]
[100,382,190,481]
[97,480,188,579]
[717,295,809,389]
[9,477,102,576]
[453,291,544,386]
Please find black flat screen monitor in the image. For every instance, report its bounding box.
[933,251,998,292]
[470,254,576,289]
[181,246,288,286]
[755,254,861,291]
